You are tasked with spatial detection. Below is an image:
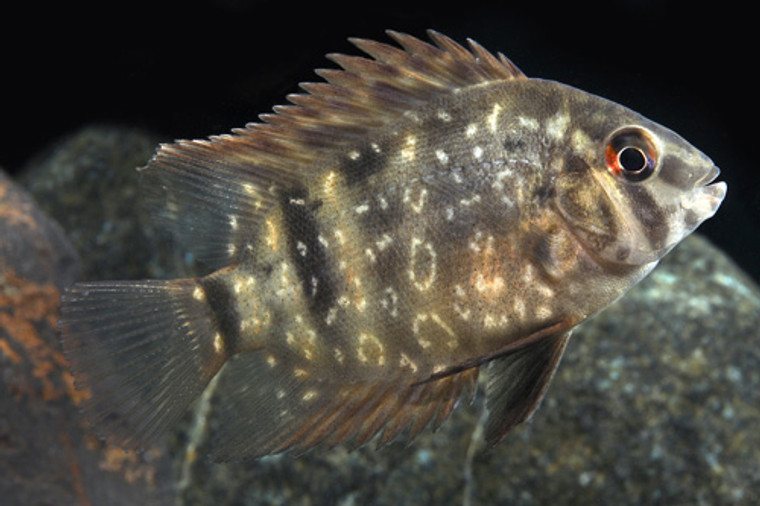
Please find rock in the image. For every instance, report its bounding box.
[17,124,190,281]
[0,168,173,506]
[13,125,760,505]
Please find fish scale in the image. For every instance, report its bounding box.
[59,30,726,460]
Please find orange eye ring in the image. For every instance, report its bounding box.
[605,127,658,182]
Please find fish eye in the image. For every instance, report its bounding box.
[605,127,658,182]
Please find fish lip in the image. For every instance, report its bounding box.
[703,180,728,200]
[699,165,727,205]
[681,179,727,219]
[697,164,721,187]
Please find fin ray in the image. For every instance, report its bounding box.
[139,31,524,265]
[207,351,479,461]
[60,279,228,449]
[484,330,571,445]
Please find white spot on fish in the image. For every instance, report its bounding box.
[404,111,422,123]
[546,112,570,141]
[232,275,255,294]
[310,276,319,297]
[412,313,432,348]
[357,332,385,365]
[413,190,427,213]
[571,129,592,153]
[468,230,484,252]
[213,332,224,354]
[401,135,417,161]
[488,102,503,133]
[475,273,506,295]
[404,187,428,213]
[514,298,527,319]
[413,312,457,349]
[437,109,452,122]
[409,237,437,291]
[535,304,552,320]
[535,282,555,298]
[453,301,471,321]
[399,352,418,373]
[518,116,539,130]
[265,218,279,251]
[431,313,457,347]
[492,167,514,191]
[381,287,399,317]
[460,195,481,207]
[435,149,449,164]
[376,233,394,251]
[325,306,338,326]
[522,264,536,284]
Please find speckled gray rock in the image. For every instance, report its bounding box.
[17,124,191,281]
[16,125,760,505]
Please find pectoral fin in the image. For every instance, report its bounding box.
[484,330,571,446]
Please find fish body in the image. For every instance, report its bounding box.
[60,31,726,460]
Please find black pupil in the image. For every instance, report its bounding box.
[618,146,647,173]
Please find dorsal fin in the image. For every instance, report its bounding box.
[139,30,526,267]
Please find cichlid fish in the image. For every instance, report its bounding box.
[59,30,726,460]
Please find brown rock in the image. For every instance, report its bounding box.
[0,169,172,506]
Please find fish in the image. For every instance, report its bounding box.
[59,30,727,461]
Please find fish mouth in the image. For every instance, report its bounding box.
[696,164,721,187]
[681,165,727,220]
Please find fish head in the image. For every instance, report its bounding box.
[554,100,727,267]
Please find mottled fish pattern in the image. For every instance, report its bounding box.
[60,30,726,460]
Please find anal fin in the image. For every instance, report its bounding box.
[206,350,479,461]
[484,330,571,446]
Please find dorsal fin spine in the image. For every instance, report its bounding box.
[139,31,525,265]
[145,30,525,181]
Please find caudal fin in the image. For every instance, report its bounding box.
[59,279,227,450]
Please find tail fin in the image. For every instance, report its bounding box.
[59,279,227,450]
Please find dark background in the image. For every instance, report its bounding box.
[3,1,757,284]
